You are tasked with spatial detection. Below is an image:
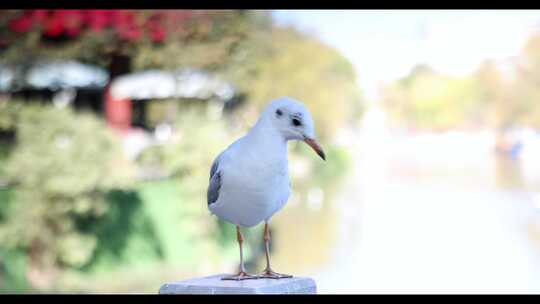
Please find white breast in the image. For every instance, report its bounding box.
[209,137,291,227]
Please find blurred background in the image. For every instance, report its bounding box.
[0,9,540,294]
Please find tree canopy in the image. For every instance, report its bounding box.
[0,10,271,73]
[224,27,363,140]
[382,65,480,130]
[382,30,540,131]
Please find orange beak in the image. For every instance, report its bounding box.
[304,138,326,161]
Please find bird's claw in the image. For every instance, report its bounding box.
[257,268,293,279]
[221,271,258,281]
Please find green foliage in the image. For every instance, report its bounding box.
[473,60,535,129]
[383,31,540,130]
[288,141,352,205]
[76,190,163,273]
[0,189,29,293]
[0,189,12,222]
[310,146,351,186]
[135,179,232,266]
[0,103,241,289]
[0,11,273,76]
[472,38,540,130]
[137,105,231,186]
[382,65,481,130]
[511,33,540,128]
[0,11,362,291]
[0,102,135,279]
[0,144,11,181]
[132,11,273,72]
[225,27,363,141]
[0,248,28,292]
[0,99,23,131]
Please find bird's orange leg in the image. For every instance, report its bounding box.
[222,225,257,281]
[257,222,293,279]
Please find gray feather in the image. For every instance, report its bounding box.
[209,156,220,180]
[207,155,222,206]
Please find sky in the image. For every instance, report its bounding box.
[272,10,540,102]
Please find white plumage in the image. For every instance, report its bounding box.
[208,122,291,227]
[206,96,325,280]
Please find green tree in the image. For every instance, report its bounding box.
[474,60,518,129]
[222,27,363,141]
[0,102,134,289]
[511,32,540,128]
[382,64,480,130]
[0,10,272,83]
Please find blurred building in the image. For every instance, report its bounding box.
[0,60,107,112]
[108,68,239,132]
[1,61,240,126]
[0,60,245,162]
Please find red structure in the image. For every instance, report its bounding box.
[103,84,132,133]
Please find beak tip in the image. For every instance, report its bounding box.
[304,137,326,162]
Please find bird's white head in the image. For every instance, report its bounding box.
[260,97,325,160]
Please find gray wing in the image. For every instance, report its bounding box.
[207,154,222,206]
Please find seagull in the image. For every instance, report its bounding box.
[207,97,325,281]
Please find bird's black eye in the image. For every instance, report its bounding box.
[292,118,302,127]
[276,109,283,117]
